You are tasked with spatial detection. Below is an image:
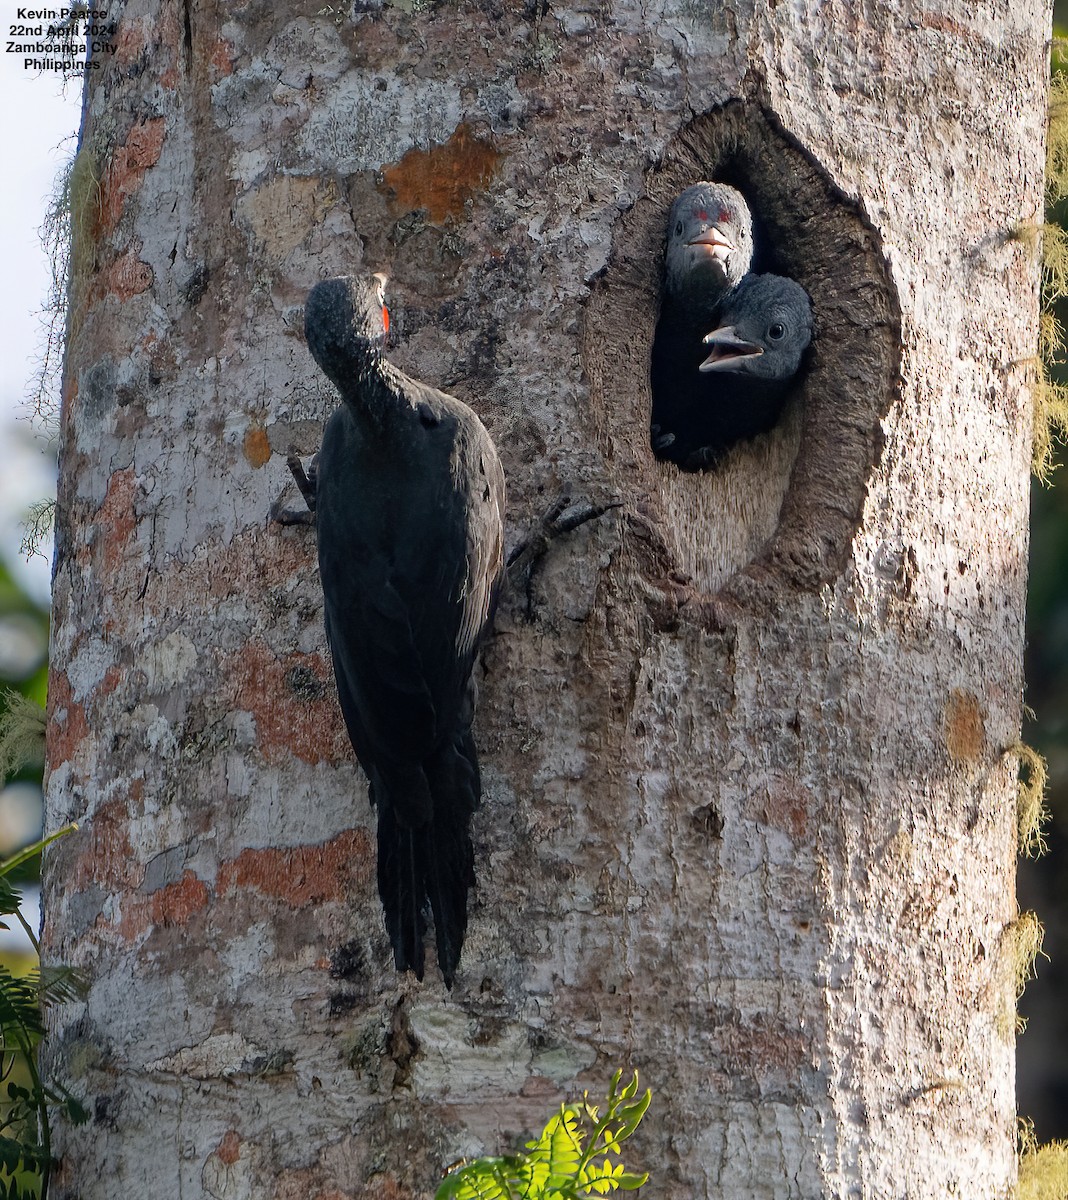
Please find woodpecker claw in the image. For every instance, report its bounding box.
[270,451,319,526]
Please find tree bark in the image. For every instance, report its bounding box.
[44,1,1047,1197]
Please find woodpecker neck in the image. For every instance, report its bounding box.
[340,349,414,430]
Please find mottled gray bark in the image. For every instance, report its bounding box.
[44,1,1046,1197]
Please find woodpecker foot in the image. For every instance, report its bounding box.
[506,492,622,614]
[270,452,319,527]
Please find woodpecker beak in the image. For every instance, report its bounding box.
[698,325,764,372]
[687,227,735,264]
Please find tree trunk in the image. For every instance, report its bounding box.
[44,1,1046,1197]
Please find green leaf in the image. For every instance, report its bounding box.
[0,879,22,919]
[516,1156,549,1197]
[436,1157,516,1200]
[47,1080,89,1126]
[0,1134,25,1171]
[436,1073,651,1200]
[542,1110,582,1185]
[613,1091,651,1139]
[0,824,77,879]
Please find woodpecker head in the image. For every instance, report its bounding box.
[698,273,813,382]
[304,273,390,388]
[664,182,754,303]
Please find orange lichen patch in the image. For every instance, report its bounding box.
[381,122,502,224]
[944,688,986,763]
[210,37,236,77]
[217,1132,243,1167]
[153,871,210,924]
[152,4,183,88]
[216,1130,242,1166]
[45,670,89,770]
[98,666,124,698]
[244,426,272,468]
[224,641,348,764]
[218,829,372,908]
[68,798,140,891]
[98,467,138,572]
[98,117,166,234]
[118,871,211,941]
[113,19,148,66]
[102,247,154,300]
[62,373,79,410]
[750,776,812,841]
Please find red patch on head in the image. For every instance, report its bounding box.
[717,207,730,224]
[382,304,390,334]
[694,208,708,222]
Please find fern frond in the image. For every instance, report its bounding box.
[35,966,89,1009]
[435,1073,651,1200]
[0,968,44,1056]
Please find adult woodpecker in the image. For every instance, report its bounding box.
[650,182,754,468]
[304,274,505,987]
[656,272,813,471]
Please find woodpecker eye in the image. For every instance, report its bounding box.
[768,322,786,341]
[675,221,683,237]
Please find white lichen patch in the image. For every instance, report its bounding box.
[300,74,463,175]
[146,1031,267,1079]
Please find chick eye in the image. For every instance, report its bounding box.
[768,322,786,341]
[675,221,683,237]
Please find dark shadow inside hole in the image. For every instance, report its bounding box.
[583,101,901,605]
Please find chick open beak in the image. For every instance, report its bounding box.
[698,325,764,373]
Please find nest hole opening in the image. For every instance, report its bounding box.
[584,101,901,605]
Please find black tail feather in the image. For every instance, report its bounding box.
[424,737,478,987]
[375,737,479,986]
[377,808,426,980]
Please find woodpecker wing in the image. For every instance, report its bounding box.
[453,426,506,669]
[315,388,503,818]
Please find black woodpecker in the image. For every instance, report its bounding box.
[650,182,754,468]
[657,272,813,471]
[304,274,505,987]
